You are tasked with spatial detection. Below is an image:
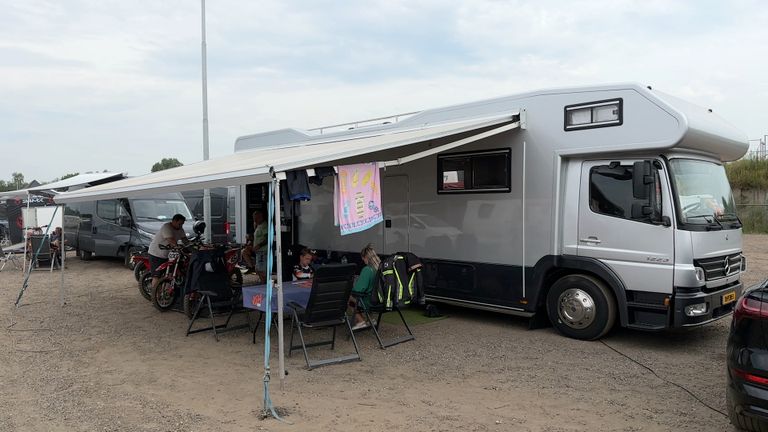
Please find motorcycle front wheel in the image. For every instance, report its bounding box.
[138,271,153,301]
[134,261,147,282]
[152,277,177,311]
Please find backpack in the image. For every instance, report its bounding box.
[372,252,425,310]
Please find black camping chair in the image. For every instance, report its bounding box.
[29,235,53,271]
[186,251,250,341]
[352,292,415,349]
[288,263,361,370]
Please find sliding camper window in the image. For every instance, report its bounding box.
[589,164,661,223]
[437,149,511,194]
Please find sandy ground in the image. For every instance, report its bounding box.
[1,236,767,432]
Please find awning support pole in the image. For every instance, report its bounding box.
[22,194,30,271]
[15,206,58,307]
[273,178,286,386]
[60,208,66,307]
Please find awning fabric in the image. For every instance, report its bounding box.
[54,114,519,204]
[0,172,125,200]
[28,172,126,197]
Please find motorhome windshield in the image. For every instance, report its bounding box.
[668,159,738,229]
[132,199,192,221]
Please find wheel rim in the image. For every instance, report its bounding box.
[157,281,174,307]
[557,288,596,329]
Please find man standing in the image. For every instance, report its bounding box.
[148,214,188,290]
[242,209,268,275]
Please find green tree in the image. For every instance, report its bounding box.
[11,172,25,190]
[151,158,184,172]
[60,172,79,180]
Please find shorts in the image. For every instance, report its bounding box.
[149,254,168,277]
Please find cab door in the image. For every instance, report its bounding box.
[577,160,674,294]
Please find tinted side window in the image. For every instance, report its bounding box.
[438,149,511,193]
[97,200,118,221]
[589,164,659,223]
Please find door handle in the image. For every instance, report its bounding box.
[579,237,601,244]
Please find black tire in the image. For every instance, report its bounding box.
[138,271,153,301]
[79,249,92,261]
[133,261,147,282]
[546,274,616,340]
[229,267,243,288]
[151,277,177,311]
[728,388,768,431]
[125,246,141,269]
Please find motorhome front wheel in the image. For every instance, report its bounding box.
[546,274,616,340]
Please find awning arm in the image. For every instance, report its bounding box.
[379,120,520,168]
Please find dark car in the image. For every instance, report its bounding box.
[727,279,768,431]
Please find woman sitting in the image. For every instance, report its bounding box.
[349,243,380,330]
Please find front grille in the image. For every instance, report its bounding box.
[694,253,742,281]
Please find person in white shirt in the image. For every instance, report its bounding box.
[148,214,188,291]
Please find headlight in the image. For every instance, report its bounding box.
[685,303,708,317]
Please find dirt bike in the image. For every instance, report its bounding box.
[181,244,243,319]
[147,241,202,311]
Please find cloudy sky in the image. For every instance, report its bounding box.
[2,0,767,183]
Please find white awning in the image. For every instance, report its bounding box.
[28,172,126,197]
[0,172,126,200]
[55,114,519,204]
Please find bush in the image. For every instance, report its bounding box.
[737,205,768,233]
[726,159,768,190]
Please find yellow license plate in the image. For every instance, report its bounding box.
[722,291,737,305]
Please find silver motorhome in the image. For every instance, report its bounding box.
[238,84,748,339]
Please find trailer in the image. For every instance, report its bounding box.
[56,83,749,340]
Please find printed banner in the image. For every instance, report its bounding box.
[335,163,383,236]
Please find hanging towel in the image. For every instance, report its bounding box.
[286,170,311,201]
[309,166,336,186]
[335,163,383,236]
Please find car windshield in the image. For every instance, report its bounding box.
[668,159,738,226]
[132,199,192,221]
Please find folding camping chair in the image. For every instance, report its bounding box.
[29,235,54,271]
[351,252,417,349]
[352,294,415,349]
[288,263,361,370]
[0,243,21,272]
[186,250,251,341]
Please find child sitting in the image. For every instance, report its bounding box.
[292,248,315,281]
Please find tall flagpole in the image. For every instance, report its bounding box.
[201,0,212,242]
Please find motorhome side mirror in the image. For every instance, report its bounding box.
[632,161,654,200]
[119,215,131,227]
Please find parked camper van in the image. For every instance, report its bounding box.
[181,187,232,243]
[231,84,749,340]
[64,193,193,266]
